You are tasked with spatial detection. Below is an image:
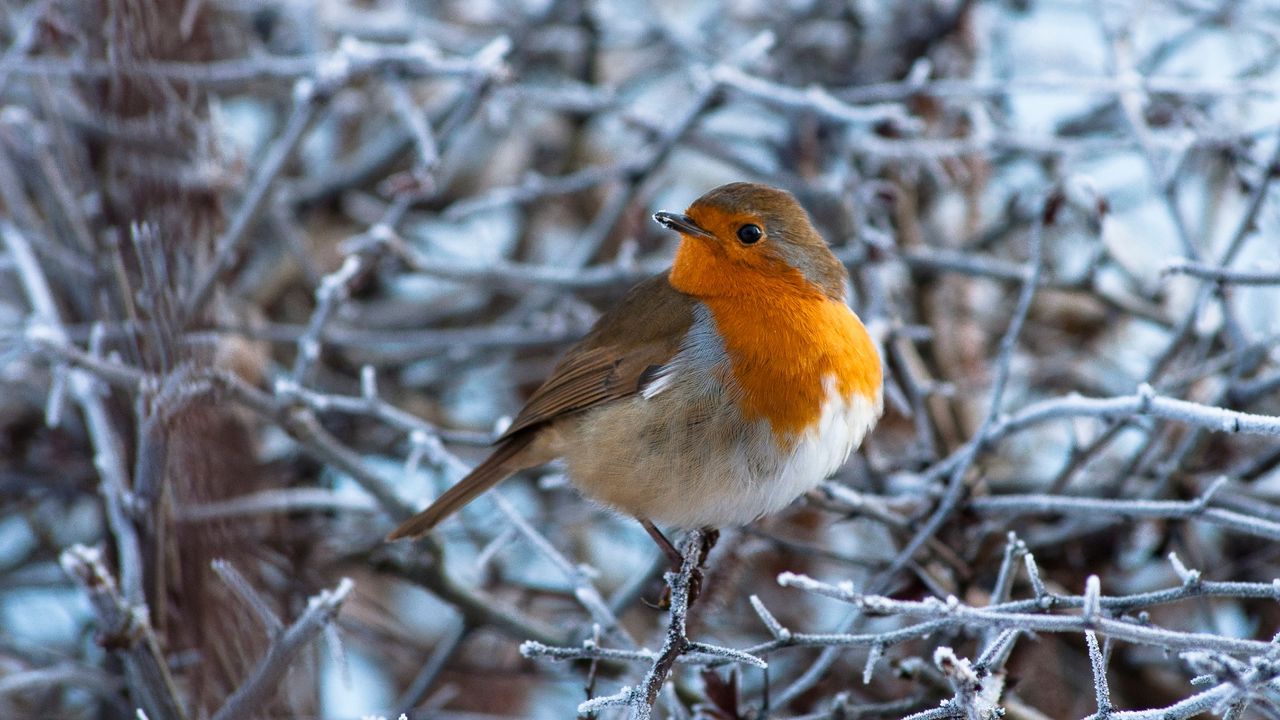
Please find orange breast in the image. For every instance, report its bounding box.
[697,270,882,441]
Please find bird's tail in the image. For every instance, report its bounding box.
[386,433,535,540]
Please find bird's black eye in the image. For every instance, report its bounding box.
[736,224,763,244]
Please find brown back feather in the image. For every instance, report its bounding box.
[499,273,696,439]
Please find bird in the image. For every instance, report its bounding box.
[387,182,883,557]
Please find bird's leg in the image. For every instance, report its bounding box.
[640,519,702,610]
[640,522,723,610]
[639,519,684,568]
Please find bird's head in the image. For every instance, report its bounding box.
[656,182,846,302]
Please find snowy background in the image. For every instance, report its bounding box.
[3,0,1280,718]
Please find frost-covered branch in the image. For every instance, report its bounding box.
[59,545,187,720]
[565,531,764,719]
[210,577,354,720]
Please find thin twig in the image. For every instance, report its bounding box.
[1162,259,1280,285]
[5,223,146,604]
[885,188,1055,577]
[209,577,354,720]
[59,545,187,720]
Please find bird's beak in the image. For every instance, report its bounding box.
[653,211,716,241]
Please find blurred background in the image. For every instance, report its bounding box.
[2,0,1280,718]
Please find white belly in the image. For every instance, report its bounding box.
[561,374,882,529]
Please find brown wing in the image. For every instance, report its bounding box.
[497,273,697,441]
[387,273,695,541]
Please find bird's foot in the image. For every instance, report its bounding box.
[654,527,719,609]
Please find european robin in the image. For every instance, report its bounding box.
[388,182,883,554]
